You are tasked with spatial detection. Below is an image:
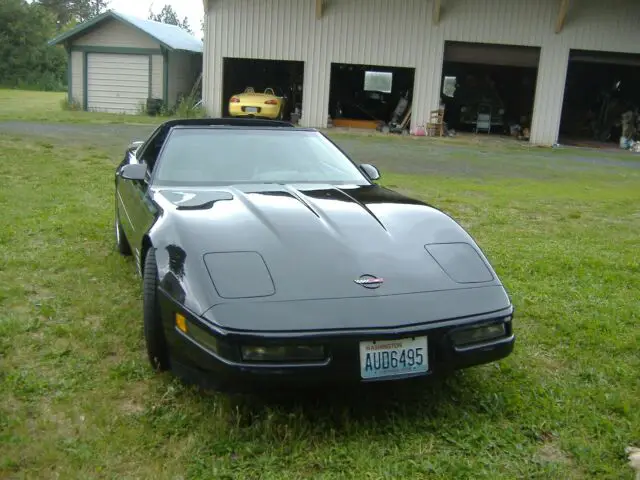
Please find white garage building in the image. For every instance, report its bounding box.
[202,0,640,145]
[49,11,203,114]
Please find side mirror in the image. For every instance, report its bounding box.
[360,163,381,181]
[119,163,148,181]
[128,140,144,152]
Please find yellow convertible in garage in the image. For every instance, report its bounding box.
[228,87,286,120]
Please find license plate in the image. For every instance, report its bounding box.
[359,336,428,380]
[245,106,258,113]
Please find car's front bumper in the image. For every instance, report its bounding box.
[159,292,515,393]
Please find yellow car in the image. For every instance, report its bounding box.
[228,87,286,120]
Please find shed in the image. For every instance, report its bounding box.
[49,10,203,114]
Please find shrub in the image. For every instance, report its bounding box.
[175,94,205,119]
[60,97,82,111]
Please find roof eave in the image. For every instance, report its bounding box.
[110,11,176,51]
[47,10,113,47]
[46,9,178,52]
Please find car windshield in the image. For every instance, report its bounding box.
[152,128,371,186]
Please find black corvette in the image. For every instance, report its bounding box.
[114,118,515,391]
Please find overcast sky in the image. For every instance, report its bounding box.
[109,0,205,37]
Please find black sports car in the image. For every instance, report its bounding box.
[114,118,515,392]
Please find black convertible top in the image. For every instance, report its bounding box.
[159,117,295,129]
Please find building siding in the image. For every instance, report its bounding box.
[167,51,199,107]
[204,0,640,145]
[73,18,160,49]
[69,19,165,112]
[151,54,164,100]
[71,50,84,106]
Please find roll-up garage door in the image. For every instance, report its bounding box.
[87,53,149,114]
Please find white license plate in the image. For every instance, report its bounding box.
[245,106,258,113]
[359,336,428,380]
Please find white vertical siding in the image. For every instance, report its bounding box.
[71,50,84,106]
[204,0,640,145]
[151,54,164,100]
[530,40,570,145]
[73,18,160,49]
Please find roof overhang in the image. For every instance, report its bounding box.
[48,10,173,50]
[47,10,202,52]
[555,0,570,33]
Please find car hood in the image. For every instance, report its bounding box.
[150,183,509,319]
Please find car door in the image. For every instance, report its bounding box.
[116,146,142,249]
[117,132,159,259]
[123,130,166,260]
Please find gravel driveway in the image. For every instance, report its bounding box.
[1,121,638,179]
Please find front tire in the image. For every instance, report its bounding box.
[143,248,171,372]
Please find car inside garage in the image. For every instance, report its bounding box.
[440,41,540,138]
[328,63,415,130]
[222,58,304,122]
[559,49,640,146]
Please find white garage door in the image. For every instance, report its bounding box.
[87,53,150,114]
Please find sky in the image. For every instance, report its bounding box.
[109,0,205,37]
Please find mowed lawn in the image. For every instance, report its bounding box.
[1,99,640,478]
[0,89,161,125]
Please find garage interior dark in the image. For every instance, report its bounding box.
[222,57,304,120]
[328,63,415,127]
[441,63,538,134]
[559,50,640,144]
[440,41,540,138]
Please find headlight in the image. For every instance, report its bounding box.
[450,320,508,347]
[241,345,325,362]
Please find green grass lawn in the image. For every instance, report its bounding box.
[1,113,640,477]
[0,89,162,125]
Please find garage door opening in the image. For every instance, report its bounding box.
[441,41,540,138]
[222,58,304,123]
[328,63,415,130]
[559,50,640,147]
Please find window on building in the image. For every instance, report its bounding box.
[364,71,393,93]
[442,76,457,98]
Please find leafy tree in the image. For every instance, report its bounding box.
[148,4,192,34]
[78,0,109,21]
[36,0,75,27]
[37,0,110,28]
[0,0,67,90]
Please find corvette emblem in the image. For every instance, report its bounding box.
[354,274,384,289]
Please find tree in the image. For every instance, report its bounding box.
[36,0,75,27]
[148,4,192,34]
[0,0,67,90]
[36,0,110,28]
[77,0,109,21]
